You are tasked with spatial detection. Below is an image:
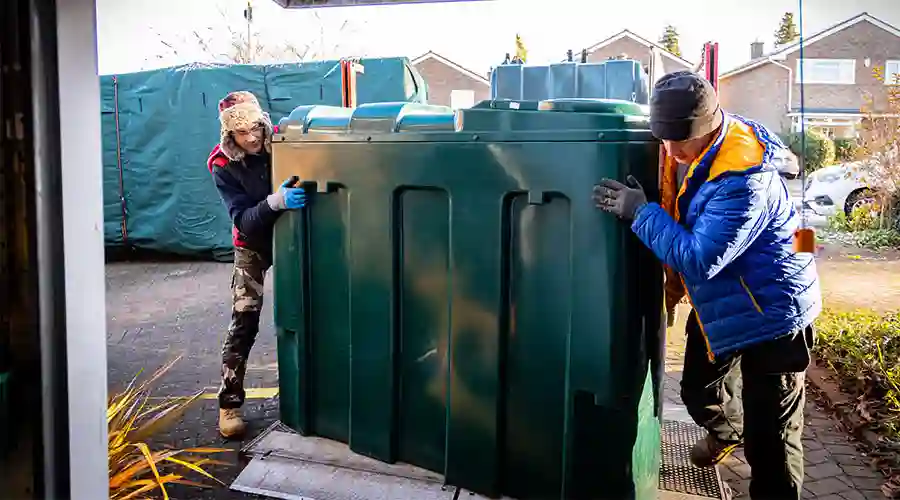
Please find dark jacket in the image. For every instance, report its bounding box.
[211,150,281,262]
[632,113,821,359]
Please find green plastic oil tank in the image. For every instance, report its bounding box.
[271,98,665,500]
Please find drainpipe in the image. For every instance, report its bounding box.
[768,57,794,129]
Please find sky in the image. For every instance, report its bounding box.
[95,0,900,77]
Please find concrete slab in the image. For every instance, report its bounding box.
[240,426,442,484]
[231,455,455,500]
[233,420,728,500]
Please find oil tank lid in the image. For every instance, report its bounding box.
[537,98,648,116]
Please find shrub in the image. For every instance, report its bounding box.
[833,138,861,162]
[785,129,836,173]
[827,206,900,249]
[827,210,852,233]
[108,358,229,499]
[855,229,900,249]
[891,193,900,232]
[848,205,881,231]
[815,309,900,438]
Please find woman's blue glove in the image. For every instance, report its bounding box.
[266,178,307,211]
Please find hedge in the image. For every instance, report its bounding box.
[833,138,861,162]
[815,309,900,440]
[784,130,836,172]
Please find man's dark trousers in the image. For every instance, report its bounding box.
[680,310,814,500]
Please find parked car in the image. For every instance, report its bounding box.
[803,162,878,217]
[772,148,800,179]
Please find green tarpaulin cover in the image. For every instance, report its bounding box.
[101,57,427,260]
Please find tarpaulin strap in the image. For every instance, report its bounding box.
[703,43,719,91]
[340,58,365,108]
[113,75,128,245]
[341,60,352,107]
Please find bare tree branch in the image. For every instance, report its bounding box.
[855,66,900,228]
[151,4,368,68]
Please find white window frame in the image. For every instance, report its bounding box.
[791,116,861,138]
[813,126,836,139]
[450,89,476,110]
[795,58,856,85]
[885,60,900,86]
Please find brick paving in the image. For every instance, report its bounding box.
[106,260,280,499]
[664,370,886,499]
[664,305,887,499]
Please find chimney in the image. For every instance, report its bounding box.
[750,41,764,59]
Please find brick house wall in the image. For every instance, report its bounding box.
[412,56,490,108]
[719,64,792,132]
[586,37,691,74]
[783,20,900,113]
[719,18,900,134]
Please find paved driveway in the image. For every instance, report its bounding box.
[106,260,278,499]
[103,189,860,499]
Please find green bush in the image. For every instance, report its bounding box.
[815,309,900,438]
[827,206,900,249]
[888,192,900,232]
[833,138,860,162]
[785,130,836,173]
[848,205,880,231]
[855,229,900,249]
[827,211,850,232]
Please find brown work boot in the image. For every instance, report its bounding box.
[218,408,246,439]
[690,434,741,467]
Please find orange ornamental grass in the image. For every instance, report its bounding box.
[108,357,230,499]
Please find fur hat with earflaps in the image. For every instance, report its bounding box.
[217,91,274,161]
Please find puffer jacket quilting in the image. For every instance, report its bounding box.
[632,113,821,358]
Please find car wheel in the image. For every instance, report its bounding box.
[844,188,879,217]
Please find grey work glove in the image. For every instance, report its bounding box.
[593,175,648,220]
[267,177,307,211]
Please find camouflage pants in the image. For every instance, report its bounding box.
[219,247,270,409]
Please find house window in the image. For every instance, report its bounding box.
[791,116,861,139]
[886,60,900,85]
[813,126,836,139]
[795,59,856,84]
[450,89,475,110]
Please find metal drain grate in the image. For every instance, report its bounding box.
[659,420,728,499]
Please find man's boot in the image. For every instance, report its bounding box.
[690,433,742,467]
[219,408,247,439]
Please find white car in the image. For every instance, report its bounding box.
[803,162,877,217]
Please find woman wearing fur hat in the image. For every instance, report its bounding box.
[210,91,306,438]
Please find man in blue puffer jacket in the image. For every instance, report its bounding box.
[594,71,821,500]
